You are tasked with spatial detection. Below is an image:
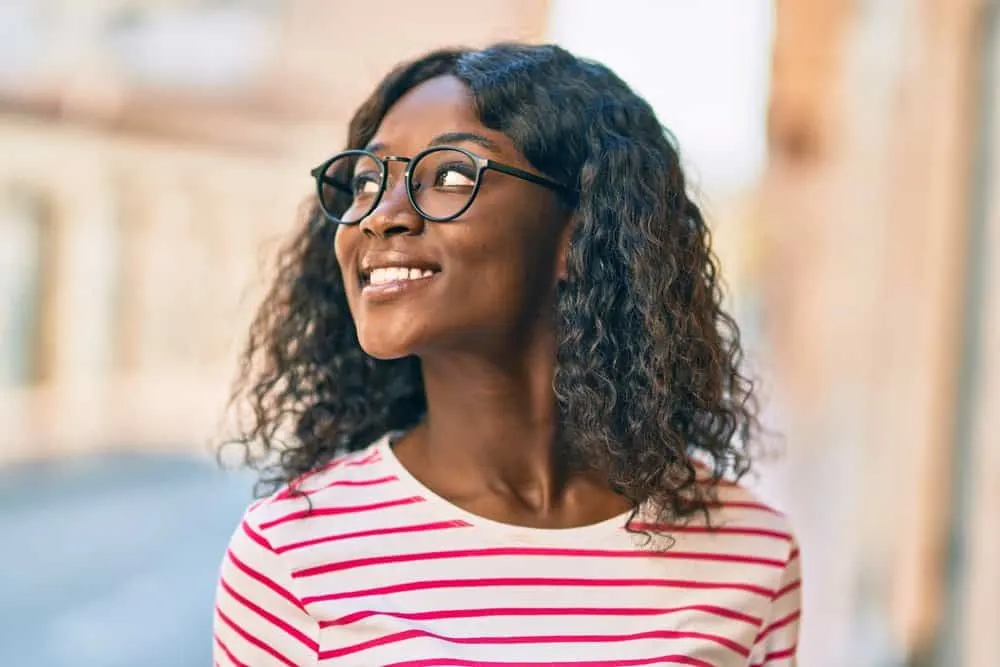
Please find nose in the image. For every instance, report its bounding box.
[359,168,423,238]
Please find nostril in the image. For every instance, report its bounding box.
[382,223,414,238]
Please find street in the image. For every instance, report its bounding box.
[0,450,254,667]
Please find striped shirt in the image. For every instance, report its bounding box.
[213,435,801,666]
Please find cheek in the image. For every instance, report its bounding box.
[333,225,349,265]
[447,218,562,313]
[333,226,359,287]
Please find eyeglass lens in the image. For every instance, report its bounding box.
[318,148,480,224]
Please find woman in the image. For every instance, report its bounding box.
[214,43,801,666]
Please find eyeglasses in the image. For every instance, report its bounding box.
[310,145,575,224]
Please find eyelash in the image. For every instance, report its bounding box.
[351,173,380,193]
[433,162,476,185]
[348,161,478,194]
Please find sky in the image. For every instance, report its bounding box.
[547,0,775,197]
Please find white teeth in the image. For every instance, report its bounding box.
[367,266,436,286]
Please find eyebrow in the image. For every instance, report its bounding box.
[429,131,500,152]
[363,131,500,155]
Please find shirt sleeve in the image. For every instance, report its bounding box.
[749,538,802,666]
[213,507,320,667]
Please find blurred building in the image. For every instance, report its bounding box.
[762,0,999,664]
[0,0,548,457]
[0,1,996,666]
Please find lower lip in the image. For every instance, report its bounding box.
[361,274,438,303]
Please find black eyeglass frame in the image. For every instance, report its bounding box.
[310,145,575,224]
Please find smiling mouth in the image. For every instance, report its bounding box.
[359,265,441,301]
[362,266,438,287]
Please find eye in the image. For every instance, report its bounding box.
[435,163,476,188]
[351,172,381,196]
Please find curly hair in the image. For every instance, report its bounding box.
[227,43,759,529]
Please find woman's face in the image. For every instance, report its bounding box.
[334,75,571,360]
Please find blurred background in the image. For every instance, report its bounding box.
[0,0,996,665]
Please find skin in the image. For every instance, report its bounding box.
[334,75,632,528]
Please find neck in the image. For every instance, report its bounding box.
[411,331,568,511]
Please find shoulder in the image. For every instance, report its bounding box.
[710,479,797,541]
[638,477,799,574]
[704,485,803,659]
[242,437,393,530]
[234,434,437,567]
[682,462,799,554]
[706,481,802,612]
[219,439,392,586]
[705,480,800,567]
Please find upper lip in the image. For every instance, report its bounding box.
[358,252,441,279]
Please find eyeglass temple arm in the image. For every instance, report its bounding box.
[310,167,352,194]
[485,162,575,194]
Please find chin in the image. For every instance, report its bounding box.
[358,341,412,361]
[354,319,421,361]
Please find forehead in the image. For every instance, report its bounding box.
[370,75,500,153]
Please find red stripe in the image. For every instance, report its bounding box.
[310,451,354,474]
[754,610,801,644]
[219,578,318,652]
[275,450,384,500]
[215,606,299,667]
[241,521,272,550]
[301,576,775,605]
[294,546,785,578]
[276,453,355,500]
[749,644,797,666]
[319,627,749,660]
[282,475,400,500]
[767,646,797,660]
[247,498,267,511]
[629,523,793,542]
[773,579,802,601]
[310,474,398,489]
[788,548,800,561]
[214,634,249,667]
[321,604,762,629]
[345,450,382,466]
[707,501,782,514]
[226,549,307,613]
[333,474,397,484]
[317,449,377,473]
[259,495,424,530]
[383,656,714,667]
[276,520,472,554]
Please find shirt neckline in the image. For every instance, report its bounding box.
[375,433,636,543]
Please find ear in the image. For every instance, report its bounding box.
[555,213,580,282]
